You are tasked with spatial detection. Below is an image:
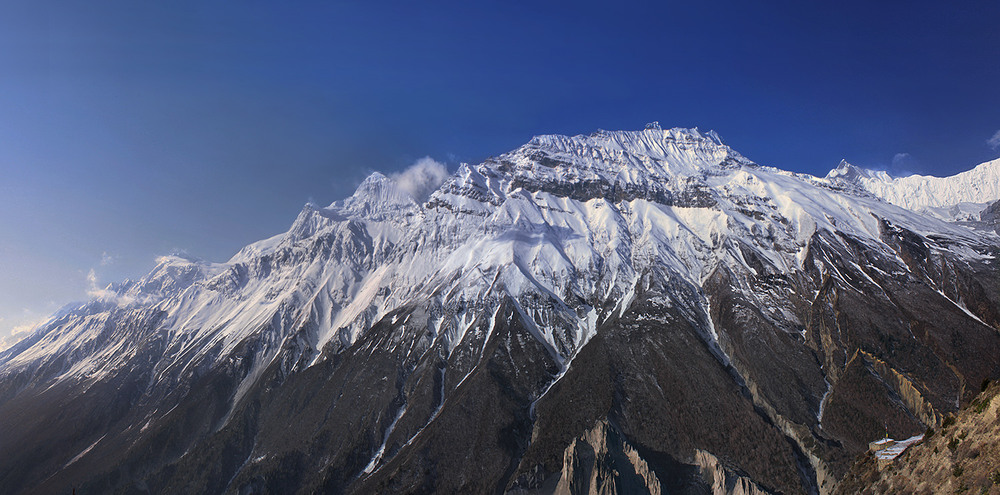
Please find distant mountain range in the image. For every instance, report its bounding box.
[2,127,999,494]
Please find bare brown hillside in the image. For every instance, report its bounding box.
[834,380,1000,494]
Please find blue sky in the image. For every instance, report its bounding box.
[1,1,999,339]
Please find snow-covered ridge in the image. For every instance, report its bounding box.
[520,127,752,180]
[826,158,1000,220]
[529,127,727,163]
[2,126,996,400]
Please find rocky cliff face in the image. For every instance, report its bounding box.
[552,420,663,495]
[1,128,999,494]
[546,420,769,495]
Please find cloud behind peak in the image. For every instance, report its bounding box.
[390,157,449,203]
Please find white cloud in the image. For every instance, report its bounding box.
[85,267,137,306]
[891,153,910,166]
[390,157,449,203]
[86,268,114,299]
[100,251,117,266]
[0,317,47,352]
[10,320,40,337]
[988,129,1000,150]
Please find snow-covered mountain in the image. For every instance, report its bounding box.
[2,127,999,495]
[826,158,1000,221]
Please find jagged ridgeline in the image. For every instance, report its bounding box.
[1,128,999,494]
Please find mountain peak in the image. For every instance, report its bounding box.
[352,171,396,196]
[481,126,751,196]
[360,170,389,183]
[826,157,1000,213]
[826,159,871,181]
[334,171,417,212]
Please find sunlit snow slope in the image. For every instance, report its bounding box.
[826,158,1000,221]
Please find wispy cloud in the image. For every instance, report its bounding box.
[988,130,1000,150]
[891,153,910,166]
[888,152,917,177]
[86,268,100,295]
[86,268,118,300]
[390,157,449,203]
[86,267,140,306]
[100,251,117,266]
[10,320,41,337]
[89,255,123,301]
[0,315,48,352]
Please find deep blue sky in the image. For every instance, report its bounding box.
[2,1,999,338]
